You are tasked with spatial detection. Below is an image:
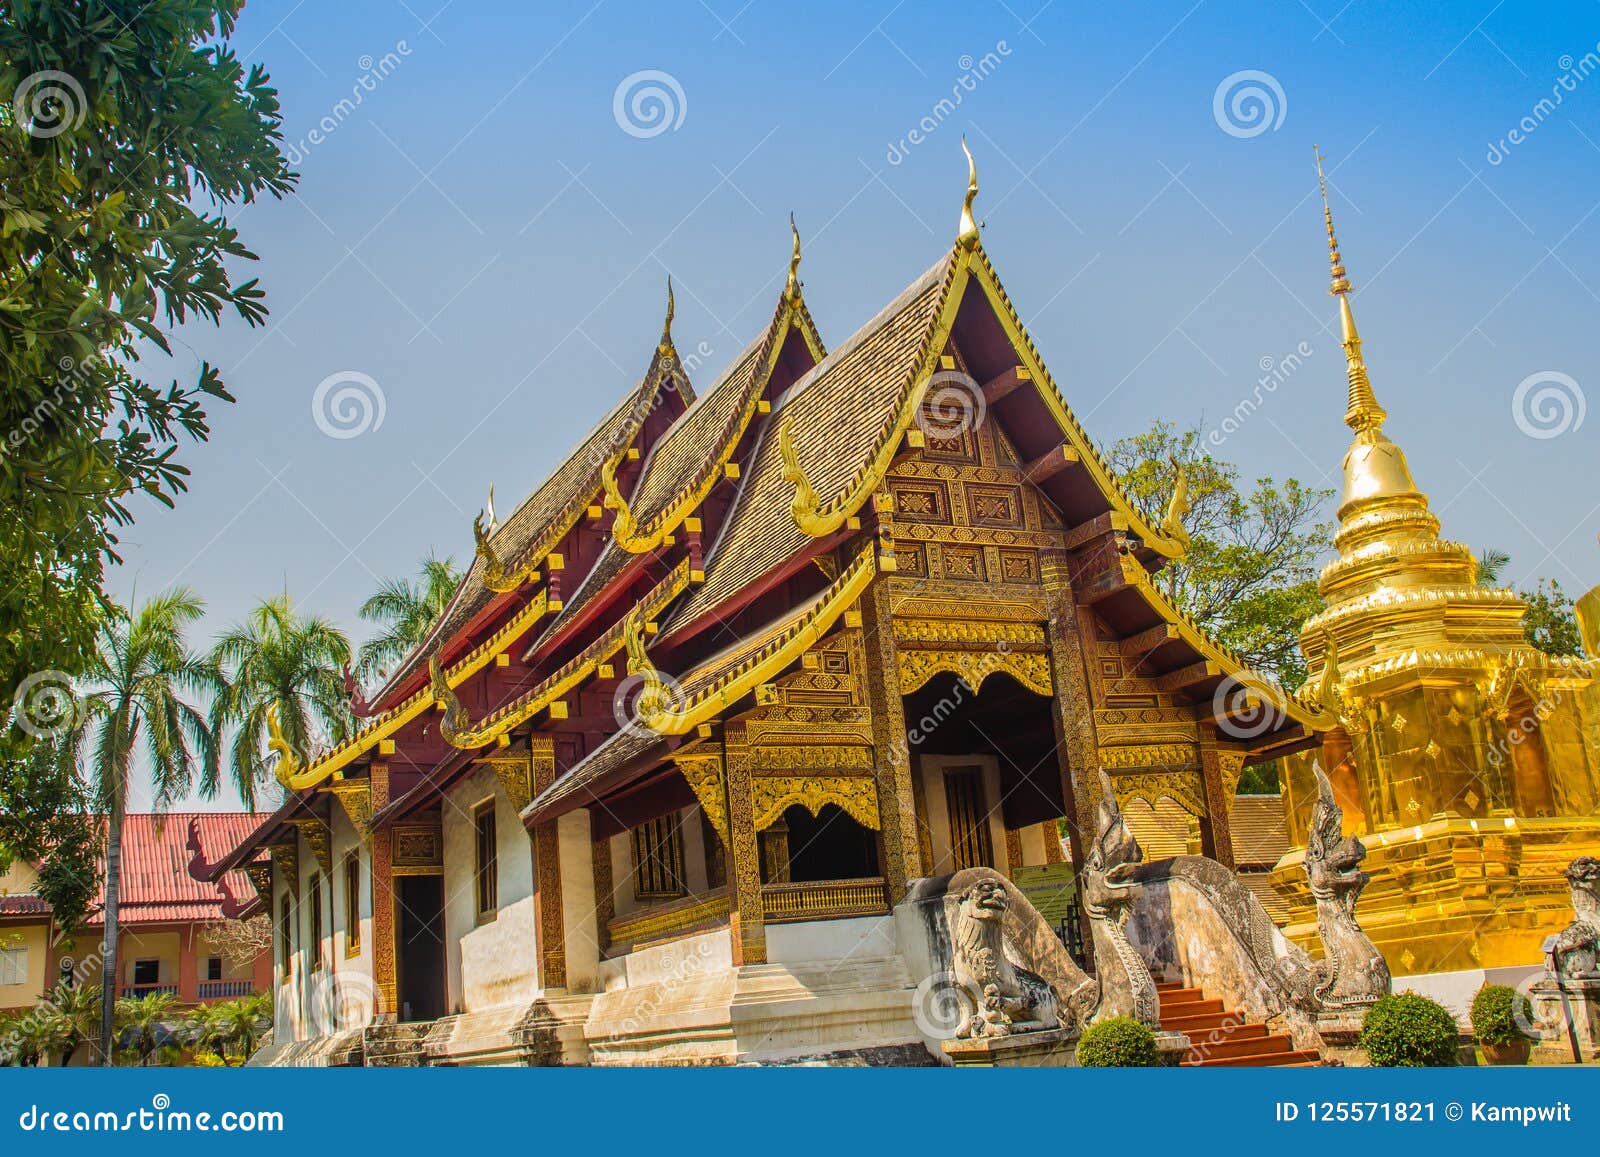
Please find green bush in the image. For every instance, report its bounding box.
[1077,1017,1159,1067]
[1470,985,1533,1048]
[1358,993,1459,1067]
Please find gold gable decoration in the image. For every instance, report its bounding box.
[479,751,534,812]
[290,819,332,874]
[1109,770,1210,819]
[326,779,373,841]
[674,754,728,845]
[896,648,1051,696]
[751,775,881,832]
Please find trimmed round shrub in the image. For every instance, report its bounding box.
[1470,984,1533,1048]
[1358,993,1459,1067]
[1077,1016,1159,1067]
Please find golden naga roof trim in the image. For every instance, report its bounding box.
[274,587,554,790]
[603,256,824,556]
[660,275,676,358]
[1315,145,1385,436]
[1159,456,1192,551]
[785,212,803,305]
[1134,571,1326,734]
[623,545,877,735]
[957,136,980,251]
[432,560,693,749]
[267,703,303,788]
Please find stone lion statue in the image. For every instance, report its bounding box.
[952,878,1062,1038]
[1554,856,1600,980]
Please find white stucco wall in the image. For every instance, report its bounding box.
[442,765,538,1013]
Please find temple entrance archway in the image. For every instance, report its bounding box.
[901,670,1069,876]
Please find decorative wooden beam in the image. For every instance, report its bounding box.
[1059,511,1128,553]
[1022,442,1080,485]
[1118,623,1179,662]
[980,365,1032,404]
[1154,660,1221,693]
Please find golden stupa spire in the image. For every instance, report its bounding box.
[957,136,980,251]
[784,212,802,304]
[1315,146,1386,435]
[659,276,676,356]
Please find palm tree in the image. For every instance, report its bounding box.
[114,990,180,1066]
[1477,548,1511,588]
[57,591,218,1064]
[211,594,352,802]
[356,553,461,680]
[37,981,102,1066]
[205,992,272,1063]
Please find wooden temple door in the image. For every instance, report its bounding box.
[395,875,447,1023]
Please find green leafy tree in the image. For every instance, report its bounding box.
[52,589,219,1063]
[1519,578,1583,658]
[357,553,462,680]
[0,739,100,932]
[1107,421,1333,686]
[0,0,294,896]
[210,595,352,804]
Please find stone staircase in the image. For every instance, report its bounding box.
[1157,982,1320,1067]
[362,1022,433,1068]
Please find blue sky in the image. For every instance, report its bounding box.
[116,0,1600,807]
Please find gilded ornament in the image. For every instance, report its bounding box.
[326,779,373,841]
[674,754,728,844]
[1108,770,1209,820]
[750,775,882,832]
[290,819,332,875]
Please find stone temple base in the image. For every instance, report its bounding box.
[1529,978,1600,1064]
[941,1028,1189,1068]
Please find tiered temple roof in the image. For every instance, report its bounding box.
[238,150,1326,865]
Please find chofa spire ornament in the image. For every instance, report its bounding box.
[659,276,676,357]
[784,212,803,305]
[1314,145,1386,436]
[957,136,980,251]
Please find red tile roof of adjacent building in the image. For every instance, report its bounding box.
[90,813,267,926]
[4,813,268,927]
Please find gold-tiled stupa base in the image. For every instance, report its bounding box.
[1272,815,1600,974]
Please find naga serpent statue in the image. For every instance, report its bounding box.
[1305,761,1390,1007]
[1081,772,1161,1026]
[1553,856,1600,980]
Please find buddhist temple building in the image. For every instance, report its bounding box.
[1270,151,1600,1007]
[214,148,1329,1066]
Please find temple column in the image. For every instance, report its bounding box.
[722,726,765,966]
[1041,553,1100,857]
[529,736,566,990]
[368,762,398,1018]
[1198,726,1238,869]
[858,577,922,901]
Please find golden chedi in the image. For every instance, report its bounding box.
[1271,150,1600,986]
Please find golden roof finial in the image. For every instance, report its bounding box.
[784,212,803,304]
[659,276,676,356]
[957,136,980,251]
[1314,145,1386,435]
